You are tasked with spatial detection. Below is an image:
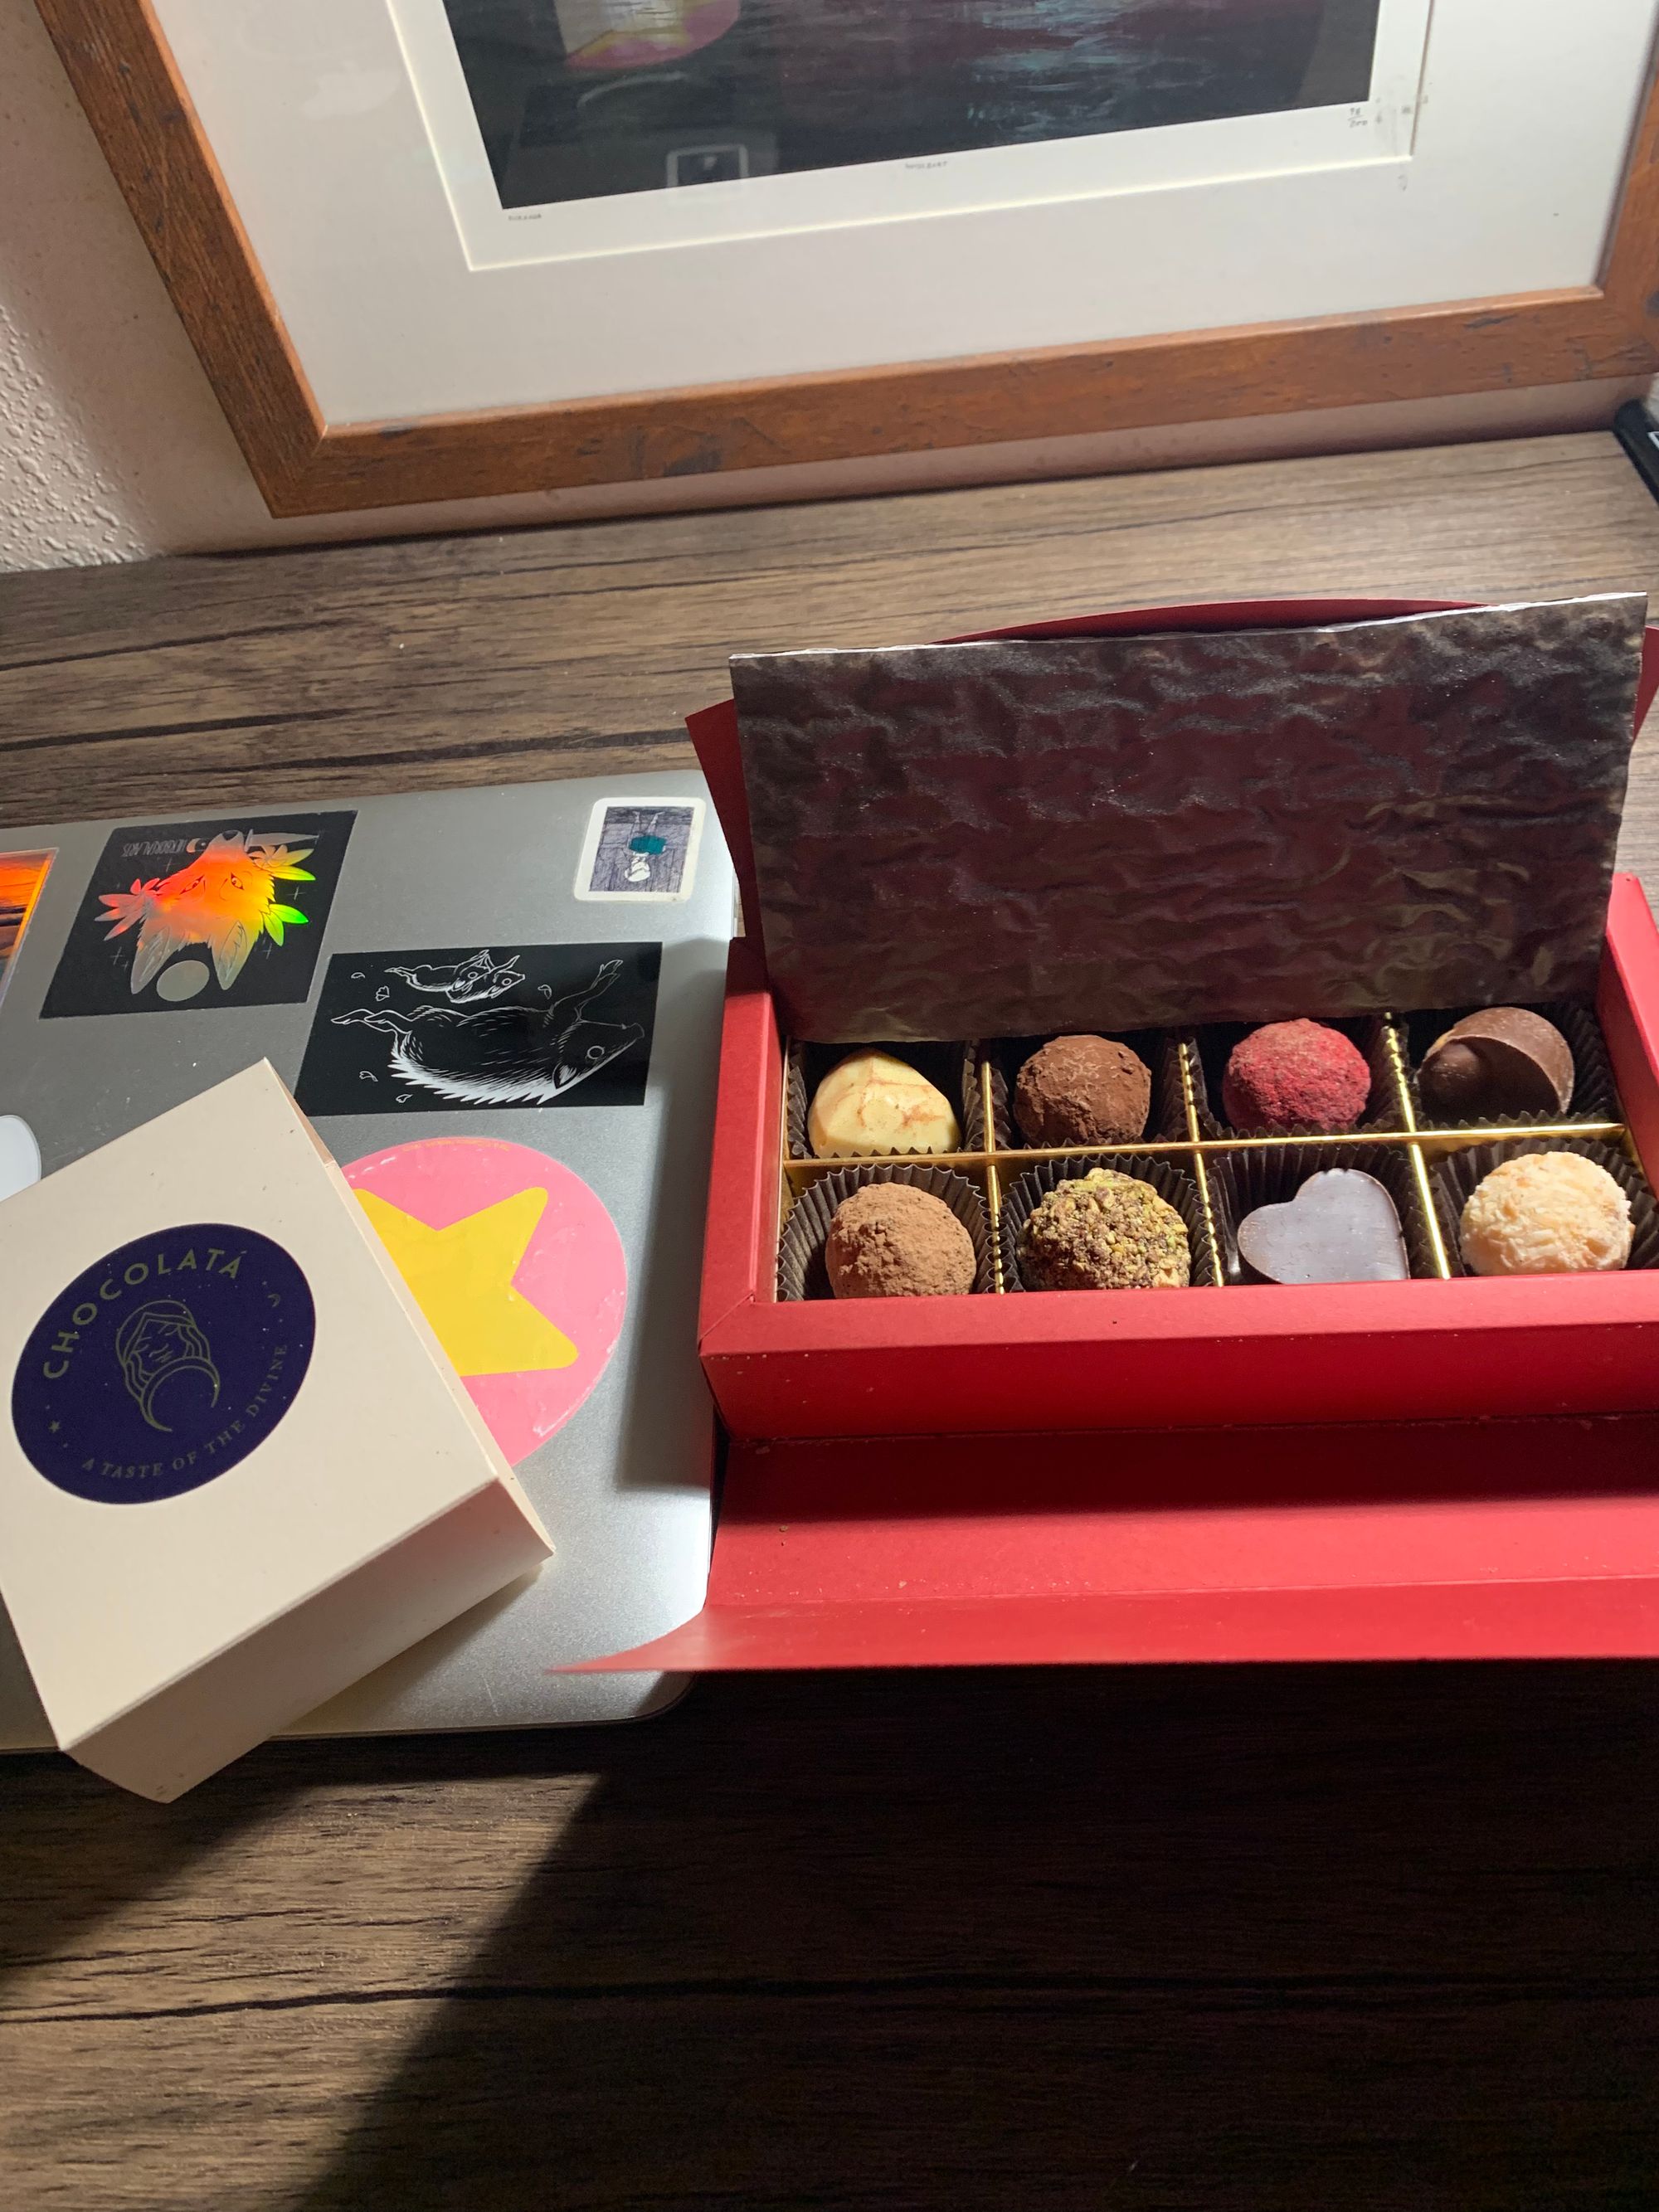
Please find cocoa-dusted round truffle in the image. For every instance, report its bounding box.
[1014,1035,1151,1148]
[1459,1151,1632,1276]
[824,1182,977,1299]
[1018,1167,1190,1291]
[1418,1007,1574,1121]
[1221,1018,1370,1135]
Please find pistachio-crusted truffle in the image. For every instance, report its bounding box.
[825,1182,976,1299]
[1014,1035,1151,1148]
[1221,1018,1370,1135]
[1018,1167,1190,1291]
[1459,1151,1632,1276]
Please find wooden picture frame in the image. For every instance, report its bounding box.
[37,0,1659,522]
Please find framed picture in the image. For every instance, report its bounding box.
[38,1,1659,519]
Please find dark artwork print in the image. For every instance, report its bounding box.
[442,0,1382,211]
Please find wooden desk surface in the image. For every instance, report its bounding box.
[5,434,1659,2210]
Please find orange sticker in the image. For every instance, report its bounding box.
[0,850,53,1009]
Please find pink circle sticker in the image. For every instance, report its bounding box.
[343,1137,626,1467]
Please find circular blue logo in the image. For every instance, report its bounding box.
[12,1223,314,1504]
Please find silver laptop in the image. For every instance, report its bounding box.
[0,770,732,1740]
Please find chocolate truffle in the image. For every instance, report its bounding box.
[1236,1169,1408,1285]
[825,1182,976,1298]
[1459,1151,1632,1276]
[808,1051,961,1159]
[1014,1035,1151,1148]
[1418,1007,1574,1121]
[1220,1019,1371,1135]
[1018,1167,1190,1291]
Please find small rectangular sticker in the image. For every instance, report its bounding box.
[294,941,659,1116]
[574,796,703,902]
[0,850,55,1013]
[41,811,355,1018]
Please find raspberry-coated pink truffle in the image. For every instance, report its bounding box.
[1220,1019,1371,1135]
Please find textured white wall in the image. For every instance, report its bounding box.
[0,0,1651,576]
[0,0,280,566]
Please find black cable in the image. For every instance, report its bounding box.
[1613,399,1659,508]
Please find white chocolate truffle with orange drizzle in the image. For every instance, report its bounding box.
[807,1052,961,1159]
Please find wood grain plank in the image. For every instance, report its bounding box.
[6,439,1659,2210]
[5,434,1659,833]
[3,1668,1659,2210]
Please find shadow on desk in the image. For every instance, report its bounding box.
[293,1665,1659,2212]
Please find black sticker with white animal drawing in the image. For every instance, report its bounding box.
[293,942,659,1117]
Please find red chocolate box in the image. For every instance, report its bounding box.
[578,598,1659,1675]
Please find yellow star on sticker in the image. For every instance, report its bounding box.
[356,1186,577,1378]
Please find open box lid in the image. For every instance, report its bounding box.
[689,596,1659,1043]
[572,1415,1659,1672]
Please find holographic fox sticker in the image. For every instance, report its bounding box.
[99,831,315,994]
[41,812,353,1019]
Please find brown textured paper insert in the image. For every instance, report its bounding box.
[731,598,1644,1042]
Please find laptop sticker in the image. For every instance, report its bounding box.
[344,1137,626,1463]
[574,796,703,902]
[0,1116,41,1203]
[294,941,659,1116]
[0,850,54,1011]
[41,811,355,1019]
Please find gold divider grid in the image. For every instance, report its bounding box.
[980,1053,1006,1293]
[1176,1034,1224,1289]
[1384,1017,1452,1281]
[777,1018,1634,1294]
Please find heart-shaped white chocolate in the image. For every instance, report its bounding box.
[1236,1169,1408,1284]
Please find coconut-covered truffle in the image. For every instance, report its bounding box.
[1459,1151,1632,1276]
[1418,1007,1574,1121]
[808,1051,960,1158]
[1018,1167,1190,1291]
[1014,1035,1151,1148]
[1221,1018,1370,1135]
[824,1182,976,1298]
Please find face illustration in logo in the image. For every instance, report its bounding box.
[114,1299,221,1432]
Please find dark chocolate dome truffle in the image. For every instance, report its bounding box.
[1014,1035,1151,1148]
[1418,1007,1574,1121]
[1220,1019,1370,1135]
[824,1183,976,1299]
